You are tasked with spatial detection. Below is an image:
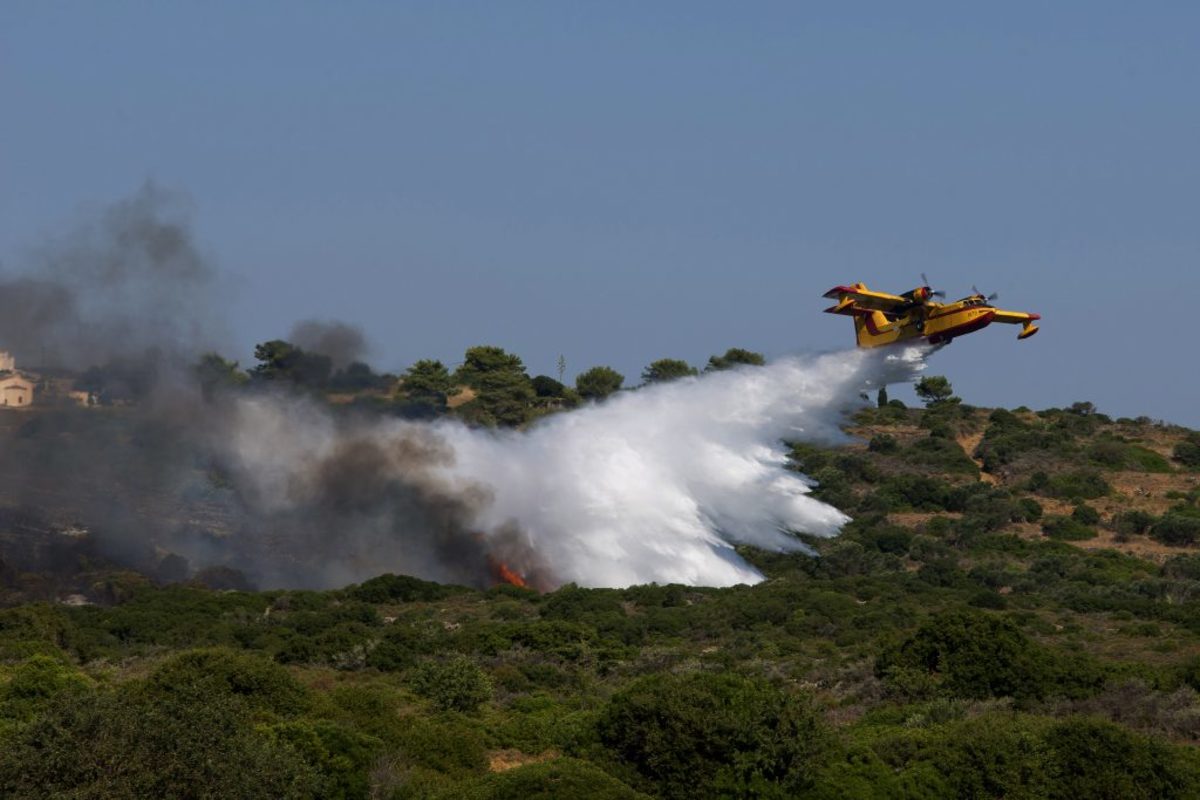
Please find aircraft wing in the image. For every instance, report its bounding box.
[991,308,1041,340]
[822,285,909,315]
[991,309,1040,324]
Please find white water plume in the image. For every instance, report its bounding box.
[435,346,929,588]
[220,345,929,590]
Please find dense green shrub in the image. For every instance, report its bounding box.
[1043,513,1099,540]
[348,573,463,603]
[597,672,831,799]
[1041,717,1200,799]
[1088,440,1173,472]
[1040,469,1111,500]
[145,648,311,715]
[975,412,1074,472]
[1151,513,1200,547]
[876,611,1099,702]
[857,713,1200,800]
[903,436,979,474]
[411,655,493,712]
[269,719,382,800]
[1072,504,1101,525]
[1017,497,1043,521]
[872,475,956,511]
[868,433,898,454]
[0,686,318,798]
[0,655,91,722]
[1114,510,1157,536]
[1172,439,1200,469]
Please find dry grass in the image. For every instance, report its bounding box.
[487,749,559,773]
[446,386,476,409]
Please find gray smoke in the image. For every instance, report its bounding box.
[0,182,225,370]
[0,186,493,594]
[288,320,370,369]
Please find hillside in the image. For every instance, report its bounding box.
[2,397,1200,798]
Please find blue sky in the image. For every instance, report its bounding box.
[2,3,1197,424]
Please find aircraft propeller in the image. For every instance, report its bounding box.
[920,273,946,299]
[972,285,1000,302]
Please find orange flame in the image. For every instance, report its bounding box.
[494,561,527,588]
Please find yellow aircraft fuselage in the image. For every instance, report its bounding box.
[823,283,1040,348]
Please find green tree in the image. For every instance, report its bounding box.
[641,358,698,384]
[329,361,388,392]
[400,359,453,416]
[193,352,248,398]
[449,346,535,426]
[914,375,955,406]
[403,359,452,396]
[251,340,333,388]
[471,369,536,426]
[705,348,765,371]
[531,375,566,398]
[576,366,625,400]
[455,346,526,388]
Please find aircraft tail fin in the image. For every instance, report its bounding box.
[852,310,890,347]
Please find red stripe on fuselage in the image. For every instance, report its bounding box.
[927,310,995,343]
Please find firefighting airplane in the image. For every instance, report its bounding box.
[823,277,1040,348]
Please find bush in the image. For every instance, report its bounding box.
[975,414,1074,472]
[349,573,462,603]
[0,655,91,722]
[1017,497,1043,522]
[268,719,382,800]
[872,475,957,512]
[145,649,310,715]
[1042,516,1098,541]
[0,685,318,798]
[1114,510,1157,537]
[867,434,898,454]
[597,672,831,799]
[1151,513,1200,547]
[876,611,1077,702]
[1042,717,1200,799]
[1040,469,1111,500]
[576,366,625,400]
[411,655,493,713]
[1172,440,1200,469]
[1072,504,1101,525]
[904,436,979,474]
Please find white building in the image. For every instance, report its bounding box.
[0,352,35,407]
[0,374,34,407]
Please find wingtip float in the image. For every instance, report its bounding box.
[823,278,1040,348]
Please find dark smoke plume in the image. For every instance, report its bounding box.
[0,186,502,597]
[0,183,225,370]
[288,320,370,369]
